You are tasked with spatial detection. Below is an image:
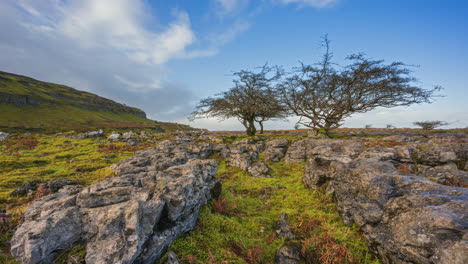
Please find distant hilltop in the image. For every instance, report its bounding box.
[0,71,181,131]
[0,71,146,117]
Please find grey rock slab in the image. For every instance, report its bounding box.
[248,161,271,178]
[11,140,220,264]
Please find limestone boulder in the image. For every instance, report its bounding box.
[11,140,219,264]
[248,161,271,178]
[0,131,12,141]
[264,139,288,162]
[326,158,468,264]
[107,131,121,141]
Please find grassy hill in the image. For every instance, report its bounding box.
[0,71,188,131]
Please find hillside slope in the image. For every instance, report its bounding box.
[0,71,178,130]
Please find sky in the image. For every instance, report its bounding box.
[0,0,467,130]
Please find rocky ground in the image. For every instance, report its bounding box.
[1,128,467,263]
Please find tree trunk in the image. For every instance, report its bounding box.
[308,129,329,138]
[241,119,250,135]
[259,121,264,134]
[246,118,257,136]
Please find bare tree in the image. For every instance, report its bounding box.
[413,120,448,130]
[191,65,288,135]
[281,36,442,135]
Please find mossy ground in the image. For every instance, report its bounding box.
[1,133,381,264]
[0,133,168,263]
[0,71,194,132]
[1,136,131,204]
[165,160,380,264]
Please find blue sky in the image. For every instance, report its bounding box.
[0,0,467,130]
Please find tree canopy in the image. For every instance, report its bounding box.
[190,65,288,135]
[280,37,442,135]
[191,37,442,136]
[413,120,448,130]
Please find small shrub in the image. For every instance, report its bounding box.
[229,241,245,258]
[18,137,39,150]
[227,241,263,264]
[413,120,448,130]
[6,137,39,151]
[33,184,52,199]
[246,244,263,264]
[211,197,246,217]
[98,143,121,153]
[264,233,277,244]
[301,233,357,264]
[183,254,197,264]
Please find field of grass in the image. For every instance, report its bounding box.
[0,71,145,117]
[0,133,380,264]
[0,104,155,130]
[0,71,194,131]
[0,133,168,263]
[165,160,379,264]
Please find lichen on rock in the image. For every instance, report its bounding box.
[10,139,219,264]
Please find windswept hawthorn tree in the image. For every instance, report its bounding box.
[280,36,442,135]
[191,65,288,136]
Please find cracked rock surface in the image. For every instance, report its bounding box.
[9,132,468,264]
[11,139,219,264]
[295,136,468,264]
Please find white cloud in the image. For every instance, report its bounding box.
[277,0,339,8]
[214,21,250,45]
[17,1,41,17]
[201,20,250,56]
[114,75,162,91]
[0,0,201,121]
[57,1,197,65]
[214,0,249,16]
[0,0,250,123]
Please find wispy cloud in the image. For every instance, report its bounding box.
[0,0,207,120]
[214,0,249,17]
[54,1,198,65]
[214,21,250,45]
[114,75,162,91]
[276,0,339,8]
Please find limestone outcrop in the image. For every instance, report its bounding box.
[0,131,11,141]
[9,132,468,264]
[11,139,219,264]
[67,129,104,139]
[327,159,467,264]
[298,137,468,264]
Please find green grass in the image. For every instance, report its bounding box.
[0,134,380,264]
[0,71,195,131]
[0,135,156,205]
[0,71,145,116]
[0,104,154,129]
[0,133,175,263]
[166,160,380,264]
